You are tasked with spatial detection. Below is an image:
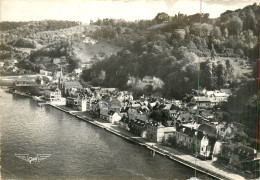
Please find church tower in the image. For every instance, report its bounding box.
[58,66,63,92]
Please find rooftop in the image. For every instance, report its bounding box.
[63,81,82,88]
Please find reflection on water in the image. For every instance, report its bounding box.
[1,91,214,180]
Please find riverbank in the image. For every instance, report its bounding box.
[49,104,246,180]
[3,90,247,180]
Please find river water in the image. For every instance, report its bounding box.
[0,90,214,180]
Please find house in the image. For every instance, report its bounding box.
[212,92,229,102]
[216,122,247,141]
[142,76,154,86]
[174,125,196,150]
[66,97,77,107]
[197,123,217,138]
[176,111,195,123]
[192,96,218,109]
[53,58,61,64]
[61,81,82,96]
[130,102,141,109]
[74,68,82,75]
[107,97,122,112]
[13,78,38,94]
[100,108,109,121]
[108,111,122,124]
[119,116,130,131]
[128,119,147,138]
[38,85,51,95]
[216,122,233,139]
[86,98,98,112]
[82,62,93,69]
[99,88,118,96]
[201,90,230,103]
[0,62,4,67]
[220,89,232,95]
[45,88,66,105]
[174,124,212,159]
[205,90,215,97]
[197,132,211,159]
[90,101,99,111]
[187,103,197,114]
[200,110,214,120]
[146,121,176,143]
[128,108,148,122]
[133,76,164,90]
[86,99,92,111]
[40,69,53,76]
[117,91,133,102]
[76,95,87,111]
[182,122,200,130]
[172,100,183,108]
[14,78,37,88]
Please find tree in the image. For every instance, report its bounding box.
[200,23,213,38]
[154,12,170,23]
[200,61,216,90]
[211,44,217,59]
[242,9,257,34]
[211,26,222,40]
[227,16,243,36]
[215,63,227,89]
[225,59,234,75]
[149,110,170,125]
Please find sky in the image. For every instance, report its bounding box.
[0,0,259,23]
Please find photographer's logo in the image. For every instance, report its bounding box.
[15,154,51,164]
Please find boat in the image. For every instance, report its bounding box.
[187,178,202,180]
[32,96,44,102]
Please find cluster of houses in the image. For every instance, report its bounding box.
[10,71,259,175]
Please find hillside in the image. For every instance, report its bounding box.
[81,3,259,98]
[0,20,122,74]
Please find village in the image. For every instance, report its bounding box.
[4,66,259,179]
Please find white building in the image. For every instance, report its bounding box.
[40,69,53,76]
[45,89,66,105]
[77,98,87,111]
[109,112,122,124]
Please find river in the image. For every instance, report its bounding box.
[0,90,214,180]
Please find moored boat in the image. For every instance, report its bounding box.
[32,96,44,102]
[187,177,202,180]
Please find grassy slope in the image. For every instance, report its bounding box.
[74,40,122,63]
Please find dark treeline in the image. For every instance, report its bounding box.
[0,22,28,31]
[0,20,79,32]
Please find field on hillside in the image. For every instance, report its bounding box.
[74,40,122,62]
[199,57,252,78]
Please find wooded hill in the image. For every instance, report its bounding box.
[82,3,259,98]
